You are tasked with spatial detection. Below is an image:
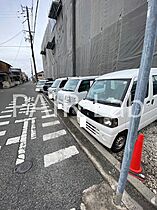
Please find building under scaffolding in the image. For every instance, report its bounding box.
[41,0,157,79]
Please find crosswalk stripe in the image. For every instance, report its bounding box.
[1,110,13,113]
[44,146,79,167]
[0,121,9,126]
[43,129,66,141]
[42,120,60,128]
[0,115,12,119]
[6,136,20,145]
[42,114,56,119]
[0,131,6,136]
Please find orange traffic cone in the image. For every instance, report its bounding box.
[129,133,144,176]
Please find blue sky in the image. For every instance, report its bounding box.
[0,0,52,77]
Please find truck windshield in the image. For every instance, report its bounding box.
[63,79,79,91]
[51,79,61,88]
[86,79,130,107]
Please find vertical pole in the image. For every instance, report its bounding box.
[72,0,76,76]
[114,0,157,205]
[26,6,38,82]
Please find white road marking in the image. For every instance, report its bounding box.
[0,121,9,126]
[0,146,1,150]
[26,103,30,115]
[15,117,36,123]
[20,108,27,111]
[44,146,79,167]
[0,115,12,119]
[43,129,66,141]
[0,130,6,136]
[41,109,52,113]
[40,106,50,109]
[6,136,20,145]
[42,120,60,128]
[42,114,56,119]
[16,120,29,165]
[5,106,14,109]
[1,110,13,113]
[19,111,26,114]
[31,118,36,140]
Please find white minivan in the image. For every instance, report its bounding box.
[57,76,97,115]
[77,68,157,152]
[48,77,68,100]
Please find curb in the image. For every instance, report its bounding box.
[43,95,157,209]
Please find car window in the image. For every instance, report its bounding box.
[153,75,157,95]
[78,80,91,92]
[131,81,148,102]
[59,80,67,88]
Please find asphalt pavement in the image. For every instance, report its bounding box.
[0,82,102,210]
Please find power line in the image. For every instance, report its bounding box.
[0,31,22,45]
[0,46,30,48]
[14,36,24,62]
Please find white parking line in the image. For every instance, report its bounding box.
[42,120,60,128]
[6,136,20,145]
[0,131,6,136]
[44,146,79,167]
[0,121,9,126]
[42,114,56,119]
[43,129,66,141]
[0,115,12,119]
[1,110,13,113]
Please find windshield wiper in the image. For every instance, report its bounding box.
[63,89,74,91]
[86,98,94,102]
[97,100,121,107]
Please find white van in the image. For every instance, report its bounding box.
[48,77,68,100]
[57,76,97,115]
[77,68,157,152]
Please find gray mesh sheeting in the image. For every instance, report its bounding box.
[41,0,157,79]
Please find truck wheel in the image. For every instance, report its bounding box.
[111,133,126,153]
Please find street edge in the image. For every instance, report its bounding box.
[43,94,157,207]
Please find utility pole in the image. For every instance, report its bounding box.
[72,0,76,76]
[114,0,157,205]
[26,6,38,82]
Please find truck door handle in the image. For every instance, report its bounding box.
[151,99,155,104]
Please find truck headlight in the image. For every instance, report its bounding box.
[64,95,71,102]
[103,117,118,128]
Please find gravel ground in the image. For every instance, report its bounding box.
[112,121,157,195]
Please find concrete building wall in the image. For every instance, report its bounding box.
[41,0,157,79]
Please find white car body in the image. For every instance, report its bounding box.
[77,68,157,151]
[35,80,47,92]
[48,78,68,100]
[57,76,97,114]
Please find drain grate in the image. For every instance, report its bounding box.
[14,160,33,174]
